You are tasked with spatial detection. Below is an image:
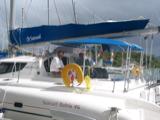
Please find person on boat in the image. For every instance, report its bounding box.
[50,50,64,77]
[104,51,114,66]
[96,49,104,67]
[75,52,92,66]
[110,51,114,64]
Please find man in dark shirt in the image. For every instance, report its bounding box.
[76,53,91,66]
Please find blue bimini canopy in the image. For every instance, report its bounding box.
[131,43,144,51]
[10,19,149,46]
[61,38,129,46]
[59,38,143,51]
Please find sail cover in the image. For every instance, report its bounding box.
[10,19,149,46]
[0,52,8,59]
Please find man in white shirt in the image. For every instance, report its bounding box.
[50,50,64,76]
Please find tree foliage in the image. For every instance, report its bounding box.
[112,52,160,68]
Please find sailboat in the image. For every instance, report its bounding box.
[0,0,160,120]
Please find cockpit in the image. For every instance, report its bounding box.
[0,38,144,87]
[43,55,109,79]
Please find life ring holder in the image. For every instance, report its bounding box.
[61,63,84,87]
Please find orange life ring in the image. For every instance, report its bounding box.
[61,63,84,87]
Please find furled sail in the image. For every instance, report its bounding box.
[10,19,149,46]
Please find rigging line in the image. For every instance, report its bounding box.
[76,1,105,23]
[25,0,32,14]
[4,0,10,50]
[21,8,24,28]
[0,8,3,51]
[58,0,72,23]
[71,0,77,24]
[53,0,62,25]
[47,0,50,25]
[149,35,154,68]
[22,0,32,25]
[1,85,8,118]
[24,0,43,27]
[0,6,2,28]
[24,0,29,9]
[145,38,148,69]
[4,0,8,31]
[152,8,160,25]
[21,0,30,27]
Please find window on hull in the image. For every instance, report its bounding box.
[0,62,27,74]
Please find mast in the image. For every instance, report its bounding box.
[9,0,16,31]
[47,0,50,25]
[8,0,16,54]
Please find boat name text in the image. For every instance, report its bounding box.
[42,100,80,110]
[26,34,42,42]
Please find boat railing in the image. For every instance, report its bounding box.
[110,67,160,94]
[143,68,160,105]
[144,68,160,85]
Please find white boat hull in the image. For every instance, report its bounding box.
[0,85,159,120]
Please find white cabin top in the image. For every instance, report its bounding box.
[0,56,37,63]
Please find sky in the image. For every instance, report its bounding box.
[0,0,160,55]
